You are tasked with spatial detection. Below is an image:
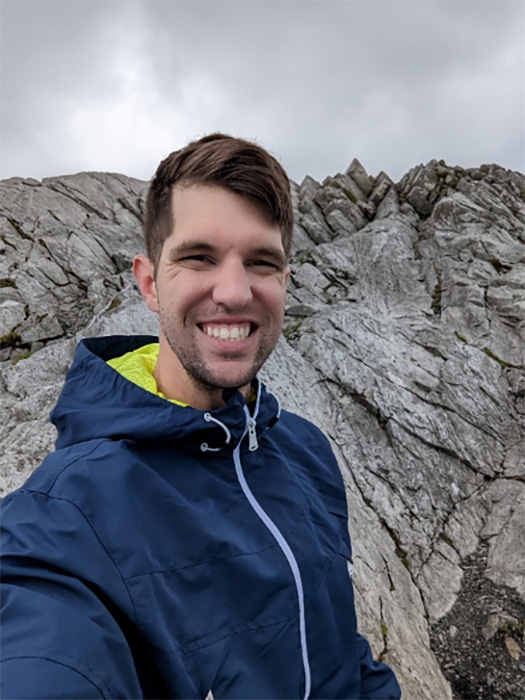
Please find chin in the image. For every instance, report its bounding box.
[206,366,257,392]
[212,374,254,391]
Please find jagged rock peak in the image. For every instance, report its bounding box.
[346,157,374,196]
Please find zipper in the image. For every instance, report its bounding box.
[247,417,258,451]
[232,407,311,699]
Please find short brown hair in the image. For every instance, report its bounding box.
[144,133,293,270]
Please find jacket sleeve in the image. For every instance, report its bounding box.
[356,632,402,699]
[0,489,142,699]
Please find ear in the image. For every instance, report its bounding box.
[133,254,159,313]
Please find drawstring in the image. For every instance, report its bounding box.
[200,413,232,452]
[265,388,282,420]
[200,384,280,454]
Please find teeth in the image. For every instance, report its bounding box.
[203,324,251,341]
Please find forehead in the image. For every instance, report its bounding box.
[170,184,280,239]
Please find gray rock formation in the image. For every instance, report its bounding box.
[1,158,524,699]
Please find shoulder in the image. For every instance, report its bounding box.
[1,439,113,541]
[1,438,139,535]
[263,409,350,533]
[10,438,116,499]
[274,409,335,455]
[1,441,140,591]
[268,409,346,504]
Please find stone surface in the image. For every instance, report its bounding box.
[1,159,524,699]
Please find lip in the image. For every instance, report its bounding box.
[197,321,259,350]
[198,319,258,333]
[197,317,257,326]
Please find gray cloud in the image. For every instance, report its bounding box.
[1,0,523,184]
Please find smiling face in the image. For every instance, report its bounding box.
[133,185,289,410]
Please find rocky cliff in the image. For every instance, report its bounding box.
[1,159,524,699]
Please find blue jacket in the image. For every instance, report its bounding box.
[1,336,401,699]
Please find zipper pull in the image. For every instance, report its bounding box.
[247,418,258,451]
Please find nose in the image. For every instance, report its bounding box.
[211,258,253,310]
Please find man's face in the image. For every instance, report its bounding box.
[136,185,289,409]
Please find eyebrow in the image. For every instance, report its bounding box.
[167,240,214,262]
[167,240,287,267]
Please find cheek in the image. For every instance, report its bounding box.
[157,279,204,313]
[264,285,287,319]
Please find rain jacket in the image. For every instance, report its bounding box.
[1,335,401,699]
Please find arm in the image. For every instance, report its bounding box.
[1,490,142,699]
[340,537,401,699]
[341,529,400,697]
[1,658,107,700]
[356,632,402,699]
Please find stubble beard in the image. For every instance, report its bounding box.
[161,316,279,396]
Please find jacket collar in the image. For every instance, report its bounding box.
[52,336,280,453]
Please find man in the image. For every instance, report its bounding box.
[1,134,401,699]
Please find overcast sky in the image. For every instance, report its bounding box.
[1,0,523,185]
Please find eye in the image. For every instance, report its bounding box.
[251,259,279,270]
[179,255,213,268]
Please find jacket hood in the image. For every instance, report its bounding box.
[51,336,280,452]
